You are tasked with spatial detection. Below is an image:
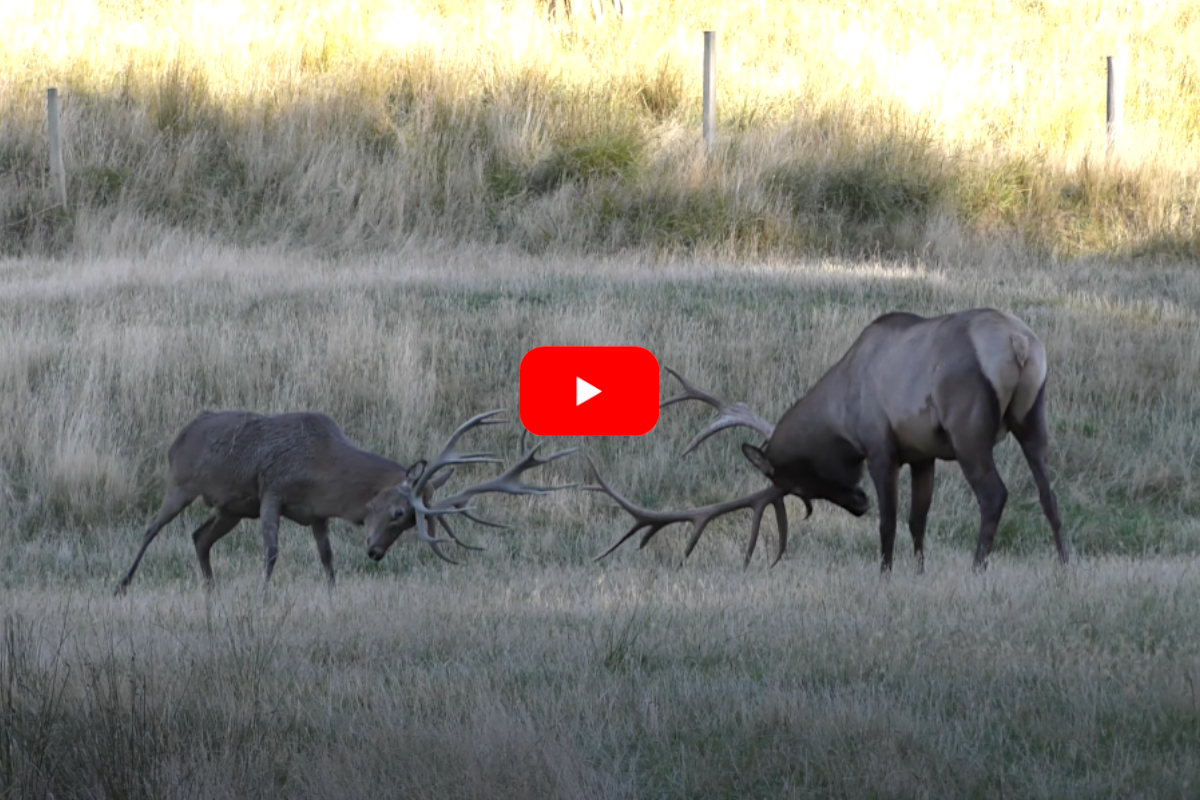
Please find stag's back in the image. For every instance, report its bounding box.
[167,411,353,510]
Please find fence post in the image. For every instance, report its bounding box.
[1105,53,1124,155]
[47,87,67,207]
[702,31,716,152]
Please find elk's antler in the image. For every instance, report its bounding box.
[591,369,807,566]
[588,459,803,567]
[661,367,775,455]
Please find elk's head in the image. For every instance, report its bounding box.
[740,443,870,517]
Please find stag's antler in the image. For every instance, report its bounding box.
[591,369,805,566]
[407,415,576,562]
[412,410,508,496]
[661,367,775,455]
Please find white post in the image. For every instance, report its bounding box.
[702,31,716,152]
[47,87,67,207]
[1105,54,1124,155]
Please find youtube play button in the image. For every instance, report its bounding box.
[520,346,659,436]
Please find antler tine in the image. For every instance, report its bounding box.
[414,508,459,564]
[660,367,775,456]
[432,515,485,552]
[413,409,507,494]
[587,456,790,564]
[414,442,578,517]
[661,367,726,411]
[460,509,510,529]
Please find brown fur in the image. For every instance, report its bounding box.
[744,308,1067,572]
[116,411,425,593]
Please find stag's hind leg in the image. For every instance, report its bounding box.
[192,510,242,586]
[1009,388,1068,565]
[117,483,197,594]
[259,495,283,590]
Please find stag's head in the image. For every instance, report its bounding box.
[364,461,439,561]
[740,443,870,517]
[364,411,575,563]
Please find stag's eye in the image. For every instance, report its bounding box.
[390,508,405,521]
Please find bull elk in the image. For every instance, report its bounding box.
[117,410,573,593]
[592,308,1068,572]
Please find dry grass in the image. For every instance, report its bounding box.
[1,0,1197,257]
[1,241,1199,796]
[5,558,1200,798]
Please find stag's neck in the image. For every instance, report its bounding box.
[317,446,409,521]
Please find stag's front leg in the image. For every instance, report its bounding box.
[908,461,936,575]
[260,495,283,589]
[868,458,900,573]
[311,518,335,588]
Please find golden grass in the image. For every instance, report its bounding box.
[1,0,1197,257]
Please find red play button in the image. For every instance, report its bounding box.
[519,346,659,436]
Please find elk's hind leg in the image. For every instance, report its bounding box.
[1009,387,1067,565]
[192,510,242,587]
[310,519,335,588]
[908,461,936,574]
[945,379,1008,572]
[117,483,197,594]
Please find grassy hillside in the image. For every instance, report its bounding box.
[2,0,1198,258]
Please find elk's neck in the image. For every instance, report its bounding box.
[768,368,858,463]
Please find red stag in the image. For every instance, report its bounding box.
[117,410,572,593]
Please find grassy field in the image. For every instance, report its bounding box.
[2,243,1199,797]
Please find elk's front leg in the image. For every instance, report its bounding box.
[868,458,900,572]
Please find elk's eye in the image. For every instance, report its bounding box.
[390,508,405,521]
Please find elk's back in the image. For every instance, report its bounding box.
[854,309,1048,458]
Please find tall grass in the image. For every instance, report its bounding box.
[1,0,1197,257]
[1,239,1198,796]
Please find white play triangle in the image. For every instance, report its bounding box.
[576,376,602,405]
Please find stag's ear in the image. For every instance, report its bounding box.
[407,460,427,482]
[741,443,774,477]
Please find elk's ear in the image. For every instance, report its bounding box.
[741,443,774,477]
[407,459,427,482]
